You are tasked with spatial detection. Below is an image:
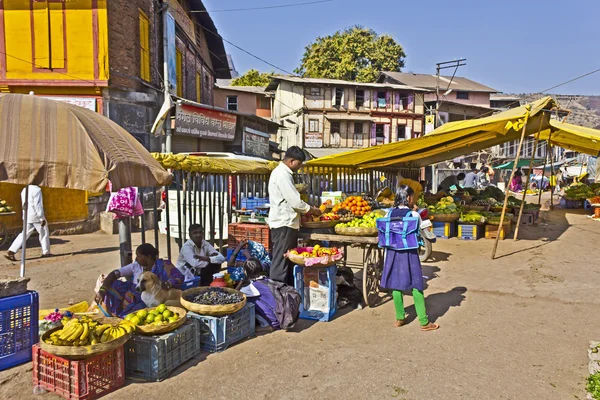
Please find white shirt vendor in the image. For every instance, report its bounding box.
[268,163,311,230]
[176,239,226,281]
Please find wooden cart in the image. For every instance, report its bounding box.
[298,232,387,307]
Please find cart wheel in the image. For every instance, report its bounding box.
[362,246,385,307]
[0,221,7,249]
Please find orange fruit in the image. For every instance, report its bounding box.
[351,206,357,211]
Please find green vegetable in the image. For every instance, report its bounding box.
[587,372,600,400]
[565,184,595,200]
[460,211,484,223]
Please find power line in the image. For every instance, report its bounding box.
[190,0,334,13]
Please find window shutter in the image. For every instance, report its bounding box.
[372,91,378,107]
[383,124,390,144]
[364,90,370,107]
[394,93,401,111]
[370,123,376,146]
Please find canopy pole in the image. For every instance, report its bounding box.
[20,185,29,278]
[515,118,544,240]
[549,143,556,210]
[492,110,530,259]
[537,139,549,205]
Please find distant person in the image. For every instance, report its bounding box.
[379,185,439,332]
[478,166,491,187]
[463,166,480,189]
[268,146,321,284]
[176,224,226,285]
[437,173,465,193]
[5,185,52,261]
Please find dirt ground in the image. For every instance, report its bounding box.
[1,204,599,399]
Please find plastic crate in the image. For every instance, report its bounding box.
[125,322,200,381]
[519,214,534,225]
[181,277,201,291]
[457,224,482,240]
[431,221,456,239]
[32,344,125,400]
[0,291,39,371]
[228,223,271,252]
[561,198,583,209]
[240,197,269,211]
[294,264,337,322]
[485,224,512,240]
[187,303,255,353]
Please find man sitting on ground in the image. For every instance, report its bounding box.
[176,224,225,285]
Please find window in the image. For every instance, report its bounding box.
[195,72,202,102]
[308,119,319,132]
[333,87,344,106]
[176,49,183,97]
[330,121,341,146]
[356,90,365,108]
[330,121,340,134]
[397,125,406,141]
[227,96,238,112]
[353,122,363,147]
[32,1,66,69]
[377,91,387,108]
[375,123,385,144]
[456,91,469,100]
[139,11,150,81]
[354,122,363,135]
[311,87,320,96]
[258,97,270,110]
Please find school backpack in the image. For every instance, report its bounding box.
[260,279,301,329]
[376,208,420,251]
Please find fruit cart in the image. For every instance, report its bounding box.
[297,232,384,308]
[0,211,15,249]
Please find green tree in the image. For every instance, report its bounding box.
[295,26,406,82]
[231,69,272,86]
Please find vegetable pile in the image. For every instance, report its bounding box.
[588,372,600,400]
[185,288,244,305]
[565,183,595,200]
[428,196,460,214]
[460,211,485,224]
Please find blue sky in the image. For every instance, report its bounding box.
[207,0,600,95]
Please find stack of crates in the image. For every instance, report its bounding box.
[228,223,271,252]
[293,264,337,322]
[0,291,39,371]
[431,221,456,239]
[125,322,201,381]
[457,224,483,240]
[485,223,512,240]
[240,197,269,211]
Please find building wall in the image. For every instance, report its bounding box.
[214,88,257,114]
[423,91,490,107]
[272,81,305,150]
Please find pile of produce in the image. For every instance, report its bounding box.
[287,244,343,266]
[484,212,514,225]
[125,303,180,326]
[184,287,245,305]
[471,199,495,207]
[589,196,600,205]
[565,184,595,200]
[336,208,355,222]
[588,371,600,400]
[428,196,460,215]
[0,199,13,214]
[460,211,485,224]
[480,186,504,202]
[336,210,386,229]
[375,187,395,207]
[332,195,372,217]
[44,316,134,346]
[289,244,341,257]
[463,188,479,196]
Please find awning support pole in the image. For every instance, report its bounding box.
[492,110,530,259]
[537,137,549,205]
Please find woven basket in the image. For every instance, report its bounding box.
[286,253,337,268]
[181,287,247,316]
[40,317,131,359]
[424,195,443,205]
[301,220,339,229]
[490,206,505,213]
[430,213,460,222]
[334,225,378,236]
[134,306,187,335]
[464,205,490,212]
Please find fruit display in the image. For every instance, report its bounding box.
[565,183,595,200]
[0,199,13,213]
[375,187,395,206]
[336,209,386,229]
[483,212,514,225]
[428,196,460,214]
[286,244,343,267]
[289,244,341,258]
[332,195,372,217]
[336,208,355,222]
[460,211,485,224]
[184,287,245,306]
[43,316,134,346]
[125,303,181,326]
[589,196,600,205]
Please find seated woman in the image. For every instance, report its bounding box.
[227,239,271,281]
[95,243,184,317]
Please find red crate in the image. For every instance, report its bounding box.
[228,223,271,251]
[32,344,125,400]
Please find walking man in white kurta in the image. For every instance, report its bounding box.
[5,185,52,261]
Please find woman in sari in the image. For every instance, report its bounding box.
[95,243,184,317]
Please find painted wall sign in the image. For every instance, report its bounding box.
[174,104,237,141]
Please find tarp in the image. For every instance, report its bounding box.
[306,97,556,169]
[538,120,600,156]
[152,153,278,175]
[495,160,533,170]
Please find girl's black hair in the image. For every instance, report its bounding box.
[394,184,414,207]
[244,258,264,280]
[136,243,159,260]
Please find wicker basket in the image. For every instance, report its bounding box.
[464,205,490,212]
[286,253,337,268]
[39,317,131,359]
[490,206,505,213]
[424,195,443,205]
[181,287,247,317]
[301,220,339,229]
[430,213,460,222]
[134,306,187,335]
[334,225,378,236]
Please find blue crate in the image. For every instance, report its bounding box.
[240,197,269,211]
[187,303,255,353]
[560,198,583,209]
[294,264,337,322]
[432,221,456,239]
[125,322,201,381]
[457,224,482,240]
[181,277,201,291]
[0,291,39,371]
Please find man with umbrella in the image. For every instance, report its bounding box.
[5,185,52,261]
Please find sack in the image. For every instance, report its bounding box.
[377,210,420,250]
[261,279,300,329]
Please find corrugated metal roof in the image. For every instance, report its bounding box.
[379,72,497,93]
[215,85,267,95]
[265,75,431,92]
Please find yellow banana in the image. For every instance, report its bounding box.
[59,324,78,341]
[80,323,89,341]
[95,324,111,336]
[91,339,98,345]
[100,329,111,343]
[67,325,84,342]
[119,323,133,334]
[72,340,80,346]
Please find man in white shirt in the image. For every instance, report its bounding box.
[463,165,480,189]
[5,185,52,261]
[176,224,226,285]
[268,146,321,284]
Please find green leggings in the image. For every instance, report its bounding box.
[393,289,429,326]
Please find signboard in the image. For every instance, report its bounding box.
[243,127,270,159]
[305,132,323,148]
[164,11,177,94]
[425,115,435,134]
[41,96,96,112]
[174,104,237,141]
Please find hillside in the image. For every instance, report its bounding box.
[514,94,600,129]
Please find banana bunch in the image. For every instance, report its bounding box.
[44,316,135,346]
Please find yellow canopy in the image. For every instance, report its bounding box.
[152,153,278,175]
[538,120,600,156]
[306,97,556,169]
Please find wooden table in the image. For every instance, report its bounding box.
[298,232,385,307]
